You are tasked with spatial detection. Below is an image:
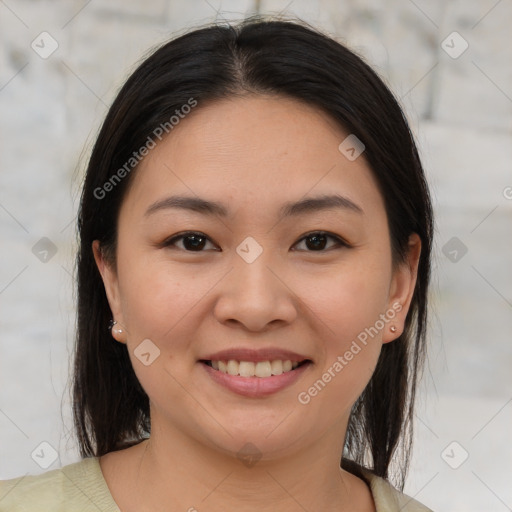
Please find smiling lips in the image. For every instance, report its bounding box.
[199,348,311,397]
[205,359,302,378]
[200,348,310,377]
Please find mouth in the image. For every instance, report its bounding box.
[199,356,312,398]
[200,359,311,378]
[198,348,313,397]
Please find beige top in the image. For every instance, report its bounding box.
[0,457,433,511]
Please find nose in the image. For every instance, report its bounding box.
[213,249,298,332]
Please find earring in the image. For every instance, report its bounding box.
[109,319,124,339]
[390,325,397,333]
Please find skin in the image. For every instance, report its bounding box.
[93,95,421,512]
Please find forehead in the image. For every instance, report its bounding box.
[119,95,385,222]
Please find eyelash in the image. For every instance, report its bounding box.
[161,231,350,253]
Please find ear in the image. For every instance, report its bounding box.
[92,240,127,343]
[382,233,422,343]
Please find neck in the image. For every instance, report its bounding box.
[127,418,374,512]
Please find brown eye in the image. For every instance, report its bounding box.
[163,232,216,252]
[293,231,348,252]
[162,230,348,253]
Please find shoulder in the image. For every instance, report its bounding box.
[362,470,434,512]
[0,457,120,512]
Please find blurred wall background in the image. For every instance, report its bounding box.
[1,1,511,510]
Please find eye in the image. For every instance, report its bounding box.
[292,231,349,252]
[162,231,217,252]
[162,230,349,253]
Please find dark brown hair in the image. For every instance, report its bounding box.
[72,15,433,490]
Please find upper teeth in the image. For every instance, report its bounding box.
[211,360,300,377]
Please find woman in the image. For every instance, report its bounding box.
[0,16,434,511]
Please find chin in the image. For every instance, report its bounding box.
[199,415,309,461]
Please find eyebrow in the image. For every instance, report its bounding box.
[144,193,364,219]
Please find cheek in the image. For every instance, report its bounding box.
[302,257,392,342]
[296,273,385,417]
[116,251,211,341]
[115,255,211,403]
[294,255,391,402]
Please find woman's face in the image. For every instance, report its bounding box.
[94,95,420,460]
